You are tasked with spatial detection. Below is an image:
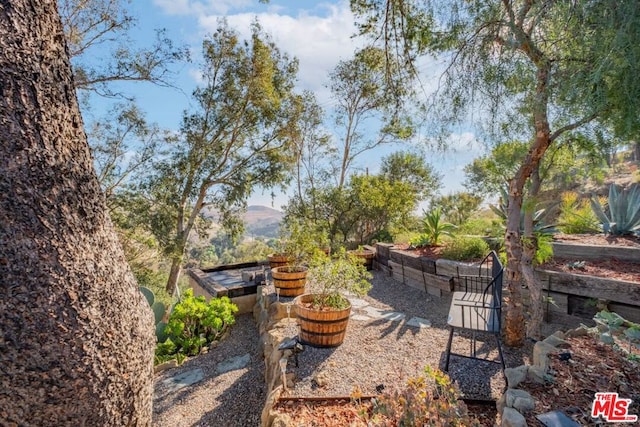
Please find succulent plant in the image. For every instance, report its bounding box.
[590,183,640,235]
[140,286,168,343]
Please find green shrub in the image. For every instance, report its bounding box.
[558,192,600,234]
[458,217,504,238]
[409,233,431,248]
[159,289,238,358]
[441,237,489,261]
[366,366,480,426]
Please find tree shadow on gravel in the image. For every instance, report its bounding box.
[363,316,423,340]
[190,367,265,427]
[153,314,266,427]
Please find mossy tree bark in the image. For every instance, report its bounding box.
[0,0,155,425]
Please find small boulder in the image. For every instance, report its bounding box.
[501,407,527,427]
[543,334,569,348]
[313,370,330,388]
[527,365,547,384]
[505,365,529,389]
[533,341,556,370]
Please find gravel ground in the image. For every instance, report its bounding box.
[154,270,585,425]
[153,314,265,427]
[285,271,583,401]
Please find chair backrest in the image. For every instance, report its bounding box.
[488,251,503,303]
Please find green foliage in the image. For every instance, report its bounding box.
[421,207,456,245]
[490,188,557,236]
[366,366,480,426]
[458,217,504,239]
[161,289,238,357]
[590,183,640,235]
[409,234,431,248]
[463,141,528,197]
[284,150,439,248]
[441,237,489,261]
[330,47,414,187]
[380,151,442,201]
[139,286,168,343]
[558,192,601,234]
[593,310,640,356]
[139,20,301,293]
[277,218,328,267]
[533,234,554,266]
[431,192,483,225]
[306,248,372,310]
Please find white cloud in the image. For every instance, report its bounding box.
[153,0,253,16]
[196,2,361,102]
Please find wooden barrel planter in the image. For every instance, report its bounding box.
[348,250,375,270]
[294,294,352,348]
[271,266,307,297]
[268,253,292,269]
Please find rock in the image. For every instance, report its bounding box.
[505,365,529,389]
[261,386,283,427]
[508,390,535,413]
[313,370,330,388]
[551,330,565,340]
[216,353,251,374]
[505,389,532,407]
[161,368,204,394]
[533,341,556,370]
[501,407,527,427]
[154,359,177,373]
[527,365,547,384]
[406,317,432,328]
[497,393,507,415]
[285,372,296,389]
[565,325,589,338]
[543,334,568,348]
[270,413,292,427]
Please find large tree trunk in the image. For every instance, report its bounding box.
[503,183,527,347]
[166,256,183,295]
[0,1,155,425]
[503,61,553,347]
[523,166,543,339]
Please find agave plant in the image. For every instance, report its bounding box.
[490,187,558,235]
[590,183,640,235]
[421,207,457,245]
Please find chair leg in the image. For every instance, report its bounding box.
[445,327,454,372]
[495,334,506,370]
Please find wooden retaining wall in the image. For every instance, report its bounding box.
[551,242,640,263]
[374,243,640,323]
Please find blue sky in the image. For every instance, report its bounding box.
[83,0,488,210]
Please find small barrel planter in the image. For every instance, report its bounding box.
[294,294,352,348]
[348,249,375,270]
[271,266,307,297]
[268,253,292,269]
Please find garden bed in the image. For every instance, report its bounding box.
[518,333,640,426]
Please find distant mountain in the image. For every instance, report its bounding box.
[244,205,283,239]
[198,205,283,239]
[244,205,284,225]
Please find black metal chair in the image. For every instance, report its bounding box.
[444,250,506,371]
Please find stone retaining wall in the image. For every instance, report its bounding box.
[498,327,589,426]
[253,285,299,427]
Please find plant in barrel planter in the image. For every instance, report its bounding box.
[270,221,322,297]
[347,245,375,270]
[294,249,372,347]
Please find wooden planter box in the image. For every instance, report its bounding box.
[551,242,640,263]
